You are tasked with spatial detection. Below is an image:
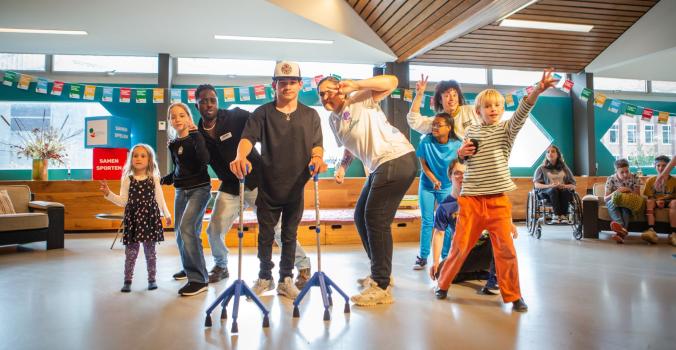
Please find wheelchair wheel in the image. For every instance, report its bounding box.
[535,225,542,239]
[570,193,583,240]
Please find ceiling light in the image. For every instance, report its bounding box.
[214,35,333,44]
[499,19,593,32]
[0,28,87,35]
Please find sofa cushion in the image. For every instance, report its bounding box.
[0,190,15,214]
[0,185,31,213]
[0,213,49,232]
[598,205,670,223]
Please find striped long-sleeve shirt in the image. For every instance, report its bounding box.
[460,98,534,196]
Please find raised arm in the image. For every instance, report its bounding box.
[337,75,398,104]
[407,74,434,134]
[655,156,676,190]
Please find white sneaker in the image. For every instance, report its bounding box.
[670,232,676,247]
[276,277,300,299]
[357,275,395,288]
[350,282,394,306]
[251,278,275,296]
[641,228,659,244]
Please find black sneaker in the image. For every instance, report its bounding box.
[148,280,158,290]
[434,287,448,300]
[173,270,187,280]
[208,266,229,283]
[179,282,208,296]
[121,281,131,293]
[512,298,529,312]
[413,256,427,270]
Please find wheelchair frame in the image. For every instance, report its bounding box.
[526,188,583,240]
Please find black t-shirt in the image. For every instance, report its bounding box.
[198,108,262,195]
[163,131,211,189]
[241,102,323,205]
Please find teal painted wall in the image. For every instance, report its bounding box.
[0,81,157,180]
[595,99,676,176]
[410,93,574,178]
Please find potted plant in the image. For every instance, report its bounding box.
[1,111,82,181]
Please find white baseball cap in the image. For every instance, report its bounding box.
[273,61,302,80]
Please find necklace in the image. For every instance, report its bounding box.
[202,120,216,131]
[281,111,291,121]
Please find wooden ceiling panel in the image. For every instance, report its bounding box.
[411,0,659,72]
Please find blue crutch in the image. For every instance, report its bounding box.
[204,166,269,332]
[293,165,350,321]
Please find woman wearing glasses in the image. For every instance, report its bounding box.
[407,75,480,138]
[413,112,463,270]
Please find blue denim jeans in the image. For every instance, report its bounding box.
[175,184,211,283]
[606,198,631,228]
[206,188,311,271]
[418,182,452,260]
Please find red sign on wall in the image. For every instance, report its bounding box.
[93,148,128,180]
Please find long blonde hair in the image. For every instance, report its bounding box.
[121,143,161,179]
[166,102,195,141]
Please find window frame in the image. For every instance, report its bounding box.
[0,53,47,72]
[608,124,619,144]
[626,123,638,145]
[661,125,671,145]
[643,124,655,145]
[52,54,158,74]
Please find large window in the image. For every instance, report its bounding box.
[652,81,676,94]
[608,124,619,144]
[0,102,110,170]
[644,124,655,144]
[601,118,674,167]
[53,55,157,73]
[492,69,563,86]
[626,124,637,144]
[409,65,487,84]
[662,125,671,145]
[178,58,372,79]
[0,53,46,71]
[178,58,275,76]
[593,77,646,92]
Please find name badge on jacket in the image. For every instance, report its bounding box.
[220,132,232,142]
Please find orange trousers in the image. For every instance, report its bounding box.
[437,194,522,303]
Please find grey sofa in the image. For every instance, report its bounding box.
[0,185,64,250]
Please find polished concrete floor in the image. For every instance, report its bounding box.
[0,225,674,350]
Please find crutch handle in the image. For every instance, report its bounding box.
[239,165,249,184]
[309,165,319,182]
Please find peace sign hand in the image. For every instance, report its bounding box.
[415,74,428,96]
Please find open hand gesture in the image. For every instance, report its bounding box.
[534,68,559,94]
[98,180,110,196]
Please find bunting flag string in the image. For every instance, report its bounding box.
[1,69,674,121]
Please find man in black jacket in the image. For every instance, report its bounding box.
[194,84,312,289]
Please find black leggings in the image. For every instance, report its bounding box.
[354,152,417,290]
[536,188,573,216]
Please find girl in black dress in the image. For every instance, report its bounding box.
[100,144,172,292]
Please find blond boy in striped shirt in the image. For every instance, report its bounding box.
[435,69,559,312]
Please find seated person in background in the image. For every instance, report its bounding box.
[604,158,642,244]
[429,159,500,295]
[641,155,676,246]
[533,145,576,224]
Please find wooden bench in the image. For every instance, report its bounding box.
[199,208,421,248]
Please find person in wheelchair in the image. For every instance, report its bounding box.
[533,145,576,224]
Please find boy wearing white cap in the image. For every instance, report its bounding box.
[230,61,327,299]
